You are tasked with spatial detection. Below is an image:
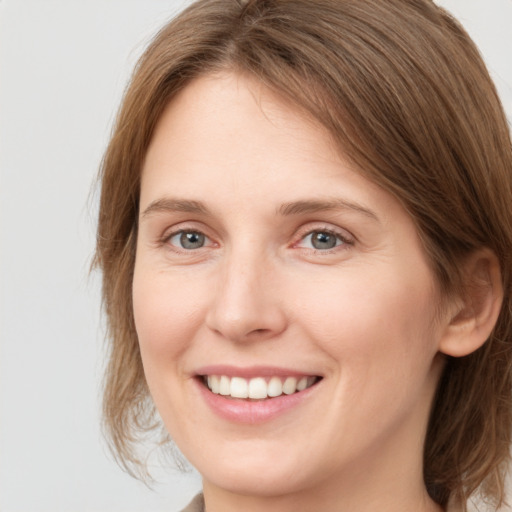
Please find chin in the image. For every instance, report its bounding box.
[201,462,309,498]
[194,442,338,500]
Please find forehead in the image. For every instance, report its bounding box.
[142,72,374,203]
[138,70,420,245]
[144,71,336,171]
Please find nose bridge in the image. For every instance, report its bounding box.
[206,241,286,342]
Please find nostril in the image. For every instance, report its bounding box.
[245,327,274,339]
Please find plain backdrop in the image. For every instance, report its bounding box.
[0,1,511,511]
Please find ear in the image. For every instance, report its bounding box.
[439,248,503,358]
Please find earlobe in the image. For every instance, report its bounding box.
[439,249,503,358]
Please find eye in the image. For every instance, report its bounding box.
[168,230,208,250]
[299,230,349,250]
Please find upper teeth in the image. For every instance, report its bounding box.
[205,375,316,399]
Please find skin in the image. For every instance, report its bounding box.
[133,71,450,512]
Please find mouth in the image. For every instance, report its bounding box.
[200,374,321,400]
[195,368,323,423]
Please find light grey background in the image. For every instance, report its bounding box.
[0,1,511,511]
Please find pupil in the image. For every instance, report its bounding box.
[312,231,337,250]
[180,231,205,249]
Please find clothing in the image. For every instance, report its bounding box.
[181,493,205,512]
[180,493,462,511]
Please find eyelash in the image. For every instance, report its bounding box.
[293,227,354,253]
[161,228,215,253]
[160,225,354,254]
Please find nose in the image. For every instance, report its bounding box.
[205,251,288,343]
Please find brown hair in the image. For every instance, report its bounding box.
[95,0,512,508]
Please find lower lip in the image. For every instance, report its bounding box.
[195,378,319,424]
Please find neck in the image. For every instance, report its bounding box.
[202,475,443,512]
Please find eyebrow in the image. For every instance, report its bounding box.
[141,198,210,218]
[278,198,379,221]
[141,196,379,222]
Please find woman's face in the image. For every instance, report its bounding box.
[133,72,449,502]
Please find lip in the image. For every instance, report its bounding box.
[195,365,319,379]
[193,366,322,424]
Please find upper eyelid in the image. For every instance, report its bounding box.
[164,228,213,244]
[157,221,355,246]
[161,221,214,239]
[294,231,353,251]
[294,223,355,242]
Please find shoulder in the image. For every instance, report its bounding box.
[180,493,205,512]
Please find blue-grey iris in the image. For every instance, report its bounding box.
[181,231,205,249]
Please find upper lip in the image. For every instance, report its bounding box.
[195,365,322,378]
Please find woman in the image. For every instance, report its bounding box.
[95,0,512,510]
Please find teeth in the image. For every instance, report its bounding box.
[205,375,317,399]
[282,376,297,395]
[267,376,283,397]
[209,375,220,394]
[230,377,248,398]
[219,375,230,396]
[248,377,267,399]
[297,376,308,391]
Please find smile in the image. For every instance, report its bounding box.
[203,375,319,400]
[195,369,323,423]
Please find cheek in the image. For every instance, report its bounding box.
[132,266,205,363]
[294,267,441,439]
[132,265,207,435]
[292,263,439,375]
